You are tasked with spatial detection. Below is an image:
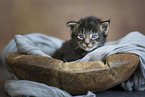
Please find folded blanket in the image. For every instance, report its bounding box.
[2,31,145,97]
[5,80,95,97]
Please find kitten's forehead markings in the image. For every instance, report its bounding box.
[90,29,93,33]
[83,28,85,33]
[90,29,95,35]
[85,32,90,38]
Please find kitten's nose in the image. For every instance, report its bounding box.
[85,38,90,46]
[85,43,90,46]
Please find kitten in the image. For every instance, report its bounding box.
[52,16,110,62]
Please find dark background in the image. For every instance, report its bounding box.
[0,0,145,96]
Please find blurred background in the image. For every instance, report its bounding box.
[0,0,145,96]
[0,0,145,56]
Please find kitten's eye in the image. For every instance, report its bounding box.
[78,34,84,39]
[92,35,98,39]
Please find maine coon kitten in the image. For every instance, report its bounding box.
[52,16,110,62]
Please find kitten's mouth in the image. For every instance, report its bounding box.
[83,46,96,51]
[79,42,98,51]
[80,45,97,51]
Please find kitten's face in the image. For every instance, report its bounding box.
[76,30,100,51]
[67,16,110,51]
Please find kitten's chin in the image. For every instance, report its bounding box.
[82,46,97,51]
[83,48,93,51]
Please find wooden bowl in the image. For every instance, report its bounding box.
[5,53,139,95]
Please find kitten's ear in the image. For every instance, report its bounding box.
[100,19,110,35]
[66,21,78,34]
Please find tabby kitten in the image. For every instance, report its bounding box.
[52,16,110,62]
